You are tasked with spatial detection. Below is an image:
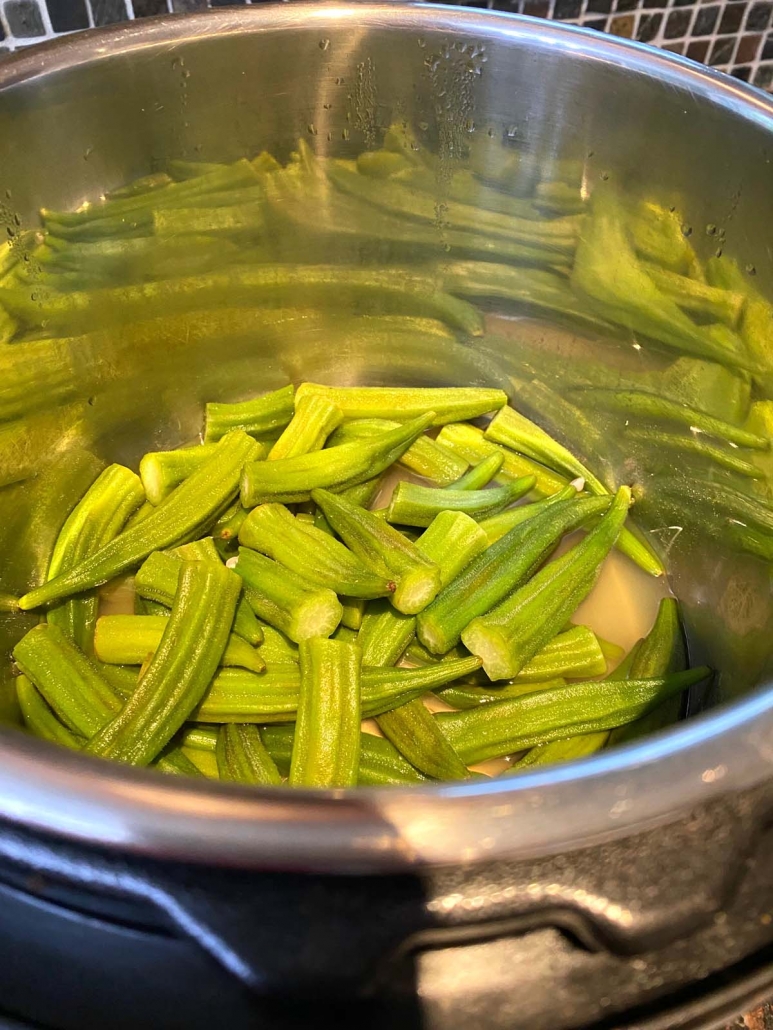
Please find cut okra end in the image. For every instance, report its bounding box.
[460,619,513,682]
[390,564,443,616]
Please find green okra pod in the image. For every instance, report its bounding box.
[336,475,385,508]
[340,597,366,631]
[571,388,769,450]
[502,730,612,773]
[45,463,145,653]
[16,675,84,750]
[170,537,222,562]
[240,411,436,506]
[140,443,223,504]
[94,614,265,673]
[232,546,342,642]
[85,560,242,766]
[417,495,612,655]
[212,501,249,541]
[134,549,262,645]
[449,452,504,491]
[386,476,535,529]
[216,724,282,785]
[435,666,710,764]
[358,599,417,667]
[626,426,763,479]
[20,430,260,611]
[260,724,430,786]
[435,421,569,498]
[377,698,471,780]
[642,262,745,328]
[512,625,607,682]
[295,382,507,426]
[312,488,441,614]
[268,393,343,461]
[192,655,482,722]
[436,678,566,710]
[289,638,362,788]
[257,621,299,664]
[332,624,359,643]
[461,487,631,680]
[478,485,579,544]
[204,384,295,443]
[239,503,394,598]
[328,418,468,485]
[415,510,489,587]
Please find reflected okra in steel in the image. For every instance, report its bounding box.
[268,393,343,461]
[85,560,241,766]
[46,463,145,653]
[20,429,259,610]
[312,488,441,614]
[94,614,266,673]
[436,667,709,764]
[417,495,612,655]
[204,384,295,443]
[134,549,262,646]
[462,487,631,680]
[216,724,282,785]
[387,476,535,529]
[240,411,435,506]
[232,546,342,642]
[239,503,394,598]
[295,382,507,426]
[289,638,362,789]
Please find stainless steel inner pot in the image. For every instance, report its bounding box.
[0,1,772,872]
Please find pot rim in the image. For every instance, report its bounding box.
[2,1,773,872]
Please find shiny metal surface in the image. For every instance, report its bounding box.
[0,3,772,870]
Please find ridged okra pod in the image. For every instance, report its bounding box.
[377,698,471,780]
[417,495,612,655]
[204,384,295,443]
[94,614,266,673]
[329,418,468,484]
[461,487,631,680]
[288,638,362,788]
[85,560,241,765]
[239,503,394,598]
[294,382,507,426]
[267,393,343,460]
[416,510,489,587]
[436,666,709,764]
[16,674,84,749]
[232,546,342,642]
[240,411,435,506]
[216,724,282,785]
[20,429,259,610]
[46,463,145,653]
[478,485,579,544]
[312,488,441,614]
[134,549,262,645]
[140,442,228,504]
[436,678,566,710]
[449,452,504,490]
[386,475,535,529]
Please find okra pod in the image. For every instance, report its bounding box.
[312,488,441,614]
[436,421,569,497]
[358,599,417,667]
[268,394,343,461]
[204,384,295,443]
[513,625,607,682]
[85,560,241,765]
[239,503,395,598]
[294,383,506,426]
[417,495,612,655]
[387,476,535,529]
[170,537,221,562]
[134,549,262,645]
[192,655,482,722]
[232,546,342,642]
[212,501,249,541]
[478,485,579,544]
[340,597,366,631]
[20,430,260,611]
[260,724,430,786]
[139,443,222,504]
[436,666,709,763]
[257,621,299,664]
[16,675,84,749]
[328,418,468,485]
[94,614,266,673]
[461,487,631,680]
[437,678,566,710]
[415,510,489,587]
[502,730,611,773]
[45,463,145,652]
[216,724,282,785]
[377,698,471,780]
[289,638,362,788]
[571,388,769,450]
[240,411,436,506]
[450,452,504,491]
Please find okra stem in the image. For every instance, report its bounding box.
[289,638,362,788]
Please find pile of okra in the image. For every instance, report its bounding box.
[7,380,710,787]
